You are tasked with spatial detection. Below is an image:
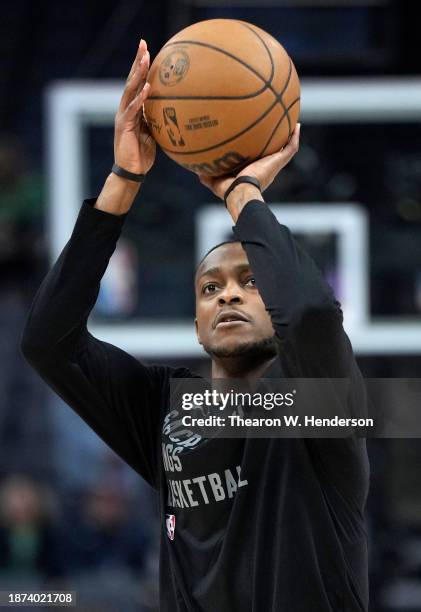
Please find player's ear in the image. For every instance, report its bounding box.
[194,318,202,346]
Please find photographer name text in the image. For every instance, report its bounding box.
[181,414,374,429]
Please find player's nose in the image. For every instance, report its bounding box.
[217,284,244,305]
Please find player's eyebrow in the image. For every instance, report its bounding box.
[198,266,221,280]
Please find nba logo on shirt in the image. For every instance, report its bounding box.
[166,514,176,540]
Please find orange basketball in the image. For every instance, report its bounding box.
[144,19,300,177]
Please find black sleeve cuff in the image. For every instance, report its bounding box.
[82,197,128,223]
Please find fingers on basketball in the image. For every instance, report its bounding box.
[266,122,300,168]
[135,51,150,95]
[120,41,149,111]
[126,69,151,120]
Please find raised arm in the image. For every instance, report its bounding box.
[21,40,177,488]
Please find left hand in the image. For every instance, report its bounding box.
[198,123,300,200]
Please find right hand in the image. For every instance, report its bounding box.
[198,124,300,202]
[114,39,156,175]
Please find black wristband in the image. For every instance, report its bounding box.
[111,163,145,183]
[223,176,261,207]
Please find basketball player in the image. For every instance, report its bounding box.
[22,40,369,611]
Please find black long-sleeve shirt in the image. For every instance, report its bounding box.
[22,199,369,611]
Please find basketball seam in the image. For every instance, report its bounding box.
[148,85,267,101]
[239,24,296,141]
[253,37,291,138]
[257,97,300,159]
[240,23,275,87]
[239,23,275,86]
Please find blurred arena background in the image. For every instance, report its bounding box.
[1,0,420,610]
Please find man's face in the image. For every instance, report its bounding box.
[195,242,275,358]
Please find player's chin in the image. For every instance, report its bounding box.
[205,334,263,358]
